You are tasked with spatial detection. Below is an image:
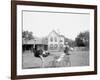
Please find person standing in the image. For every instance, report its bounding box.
[64,45,70,55]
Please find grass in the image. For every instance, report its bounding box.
[22,50,89,69]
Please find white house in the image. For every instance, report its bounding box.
[47,30,65,52]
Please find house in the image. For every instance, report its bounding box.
[22,30,69,52]
[47,30,66,52]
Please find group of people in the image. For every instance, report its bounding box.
[33,44,73,68]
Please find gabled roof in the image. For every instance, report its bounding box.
[47,30,59,37]
[47,30,65,38]
[52,30,60,37]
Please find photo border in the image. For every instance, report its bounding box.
[11,1,97,80]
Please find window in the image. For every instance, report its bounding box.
[55,37,57,42]
[60,44,63,48]
[50,37,53,42]
[50,44,53,49]
[54,44,58,49]
[60,40,63,42]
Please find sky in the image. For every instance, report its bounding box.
[23,10,90,40]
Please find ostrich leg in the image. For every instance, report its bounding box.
[39,55,45,68]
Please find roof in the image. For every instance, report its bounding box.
[47,30,66,38]
[23,38,48,45]
[52,30,60,37]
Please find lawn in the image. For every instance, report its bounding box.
[22,50,89,69]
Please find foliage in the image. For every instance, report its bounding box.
[22,31,34,43]
[65,38,75,47]
[75,31,89,47]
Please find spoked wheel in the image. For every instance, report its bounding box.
[62,56,71,67]
[49,55,71,67]
[62,60,71,67]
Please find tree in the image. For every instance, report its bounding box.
[22,31,34,43]
[75,31,89,47]
[75,37,85,47]
[28,32,34,40]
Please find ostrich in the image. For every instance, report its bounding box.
[33,45,50,68]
